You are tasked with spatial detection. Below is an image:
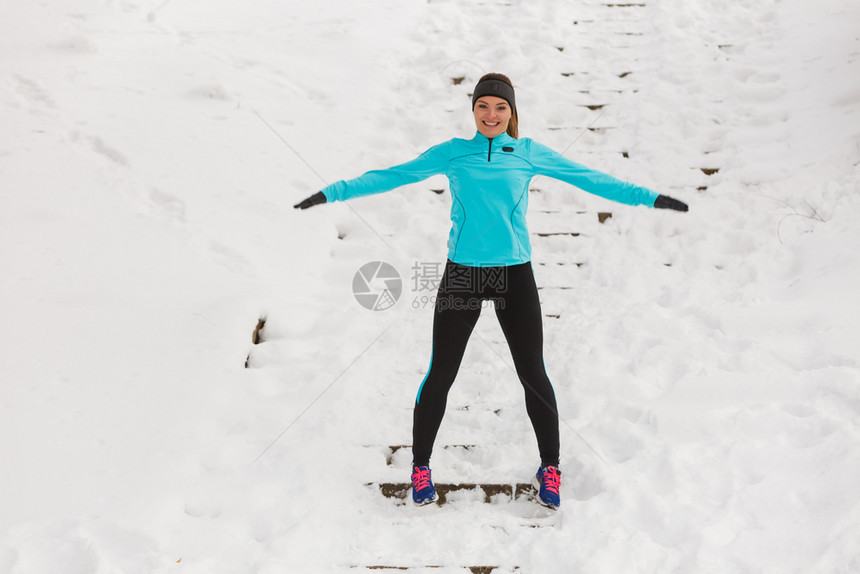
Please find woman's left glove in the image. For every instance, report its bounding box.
[654,195,689,212]
[293,192,327,210]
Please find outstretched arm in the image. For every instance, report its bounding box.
[293,142,449,209]
[527,139,688,211]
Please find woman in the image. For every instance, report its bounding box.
[294,73,688,509]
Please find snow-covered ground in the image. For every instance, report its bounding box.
[2,0,859,572]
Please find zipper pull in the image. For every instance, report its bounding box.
[487,137,493,162]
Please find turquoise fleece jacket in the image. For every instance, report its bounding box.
[321,131,659,267]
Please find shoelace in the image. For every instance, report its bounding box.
[542,466,561,495]
[412,467,432,491]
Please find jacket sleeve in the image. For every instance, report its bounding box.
[321,142,449,203]
[526,139,659,207]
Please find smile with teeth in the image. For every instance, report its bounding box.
[484,121,500,126]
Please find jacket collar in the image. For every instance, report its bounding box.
[471,131,516,146]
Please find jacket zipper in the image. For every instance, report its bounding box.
[487,137,493,162]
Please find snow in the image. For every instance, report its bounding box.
[1,0,859,572]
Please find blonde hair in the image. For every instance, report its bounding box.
[474,73,518,139]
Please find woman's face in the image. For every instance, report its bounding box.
[473,96,512,139]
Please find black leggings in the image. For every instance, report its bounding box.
[412,260,560,468]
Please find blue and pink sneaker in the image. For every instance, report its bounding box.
[411,465,439,506]
[533,465,561,509]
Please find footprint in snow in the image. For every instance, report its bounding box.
[145,187,187,223]
[10,75,55,111]
[49,35,98,55]
[88,136,130,167]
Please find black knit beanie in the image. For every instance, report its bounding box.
[471,77,516,110]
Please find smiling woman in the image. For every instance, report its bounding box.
[471,73,518,139]
[293,72,688,510]
[473,96,511,139]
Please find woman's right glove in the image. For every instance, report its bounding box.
[653,195,689,212]
[293,192,327,210]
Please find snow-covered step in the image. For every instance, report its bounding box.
[369,444,541,505]
[527,210,613,284]
[565,89,634,106]
[530,235,588,266]
[543,123,619,133]
[528,209,612,234]
[674,165,722,192]
[382,443,476,467]
[568,18,649,34]
[368,481,536,505]
[532,249,589,263]
[537,287,578,320]
[244,316,267,368]
[535,263,587,292]
[352,566,519,574]
[557,70,640,92]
